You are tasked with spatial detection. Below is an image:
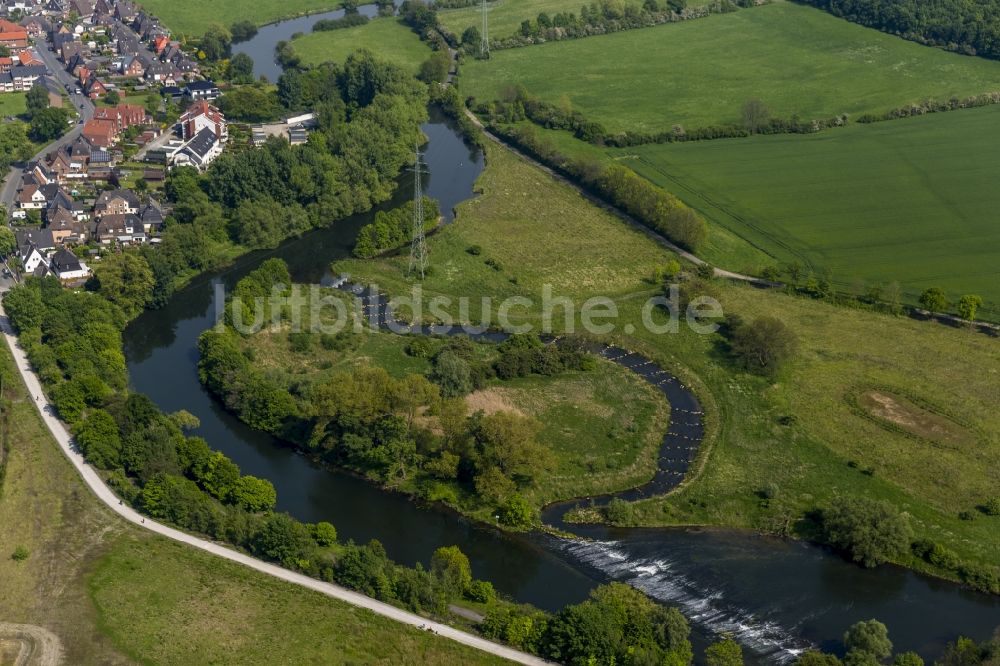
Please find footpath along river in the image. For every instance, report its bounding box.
[124,108,999,662]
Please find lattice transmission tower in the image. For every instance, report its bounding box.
[480,0,490,59]
[408,146,429,279]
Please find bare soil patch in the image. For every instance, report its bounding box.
[465,388,525,417]
[858,390,972,447]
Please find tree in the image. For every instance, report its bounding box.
[228,52,255,83]
[0,121,34,171]
[742,98,770,133]
[29,107,69,142]
[0,227,17,257]
[843,619,892,661]
[728,316,798,376]
[893,652,924,666]
[796,652,843,666]
[462,25,481,48]
[955,294,983,323]
[104,90,120,106]
[200,25,232,61]
[918,287,948,313]
[418,51,450,84]
[312,521,337,546]
[706,638,744,666]
[251,512,313,566]
[230,474,277,511]
[144,92,160,115]
[230,19,258,43]
[473,411,547,484]
[25,84,49,118]
[429,350,472,397]
[822,497,911,568]
[4,283,46,331]
[498,494,535,528]
[430,545,472,599]
[93,252,155,319]
[75,409,122,469]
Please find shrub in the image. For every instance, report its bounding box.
[821,497,911,568]
[11,545,29,561]
[288,331,312,352]
[466,579,497,604]
[981,497,1000,516]
[312,521,338,546]
[498,494,535,529]
[405,336,435,358]
[604,498,633,523]
[727,316,798,377]
[466,244,483,255]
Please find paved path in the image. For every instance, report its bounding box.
[0,302,549,666]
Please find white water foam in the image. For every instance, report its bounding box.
[561,539,813,663]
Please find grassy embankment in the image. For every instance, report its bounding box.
[335,141,1000,583]
[0,339,512,665]
[136,0,344,36]
[458,1,1000,132]
[291,17,433,72]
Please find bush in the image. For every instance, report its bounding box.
[312,521,338,546]
[821,497,911,568]
[288,331,312,352]
[466,244,483,255]
[727,316,798,377]
[11,545,29,561]
[604,498,633,523]
[981,497,1000,516]
[466,579,497,604]
[498,494,535,529]
[405,336,434,358]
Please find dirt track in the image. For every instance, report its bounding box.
[0,624,63,666]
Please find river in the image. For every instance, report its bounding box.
[125,94,998,666]
[232,2,401,81]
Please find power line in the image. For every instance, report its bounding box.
[408,145,429,279]
[480,0,490,59]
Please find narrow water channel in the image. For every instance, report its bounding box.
[124,110,999,662]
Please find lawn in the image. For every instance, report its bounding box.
[335,139,1000,579]
[622,103,1000,315]
[0,92,26,118]
[137,0,342,35]
[0,337,509,665]
[291,18,432,72]
[458,1,1000,131]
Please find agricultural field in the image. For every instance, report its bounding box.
[291,18,432,72]
[458,1,1000,131]
[0,92,26,118]
[337,140,1000,577]
[0,342,507,665]
[623,103,1000,312]
[136,0,341,35]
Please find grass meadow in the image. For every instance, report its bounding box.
[137,0,342,35]
[0,92,26,118]
[458,1,1000,131]
[337,140,1000,577]
[292,18,432,72]
[624,103,1000,312]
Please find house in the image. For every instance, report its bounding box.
[15,229,57,275]
[144,60,174,84]
[81,118,117,147]
[94,188,139,217]
[152,34,168,54]
[51,248,90,281]
[40,183,76,212]
[0,19,29,49]
[10,65,46,91]
[184,79,219,101]
[138,196,163,233]
[68,0,95,19]
[159,84,182,102]
[114,0,137,23]
[169,127,222,171]
[120,54,144,77]
[0,56,12,73]
[17,184,47,210]
[93,102,147,131]
[178,99,226,141]
[17,49,44,67]
[69,135,92,160]
[47,208,88,244]
[94,212,143,243]
[0,73,13,93]
[83,75,107,98]
[20,16,51,38]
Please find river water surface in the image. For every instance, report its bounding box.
[125,97,998,665]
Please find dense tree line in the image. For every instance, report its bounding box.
[794,0,1000,60]
[314,13,369,31]
[353,197,439,258]
[490,123,707,250]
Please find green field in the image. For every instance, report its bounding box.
[622,104,1000,312]
[337,140,1000,580]
[0,337,507,665]
[291,18,433,72]
[459,1,1000,131]
[0,92,26,118]
[137,0,341,35]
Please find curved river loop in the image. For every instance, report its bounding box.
[126,52,999,665]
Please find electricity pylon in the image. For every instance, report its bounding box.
[408,146,429,279]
